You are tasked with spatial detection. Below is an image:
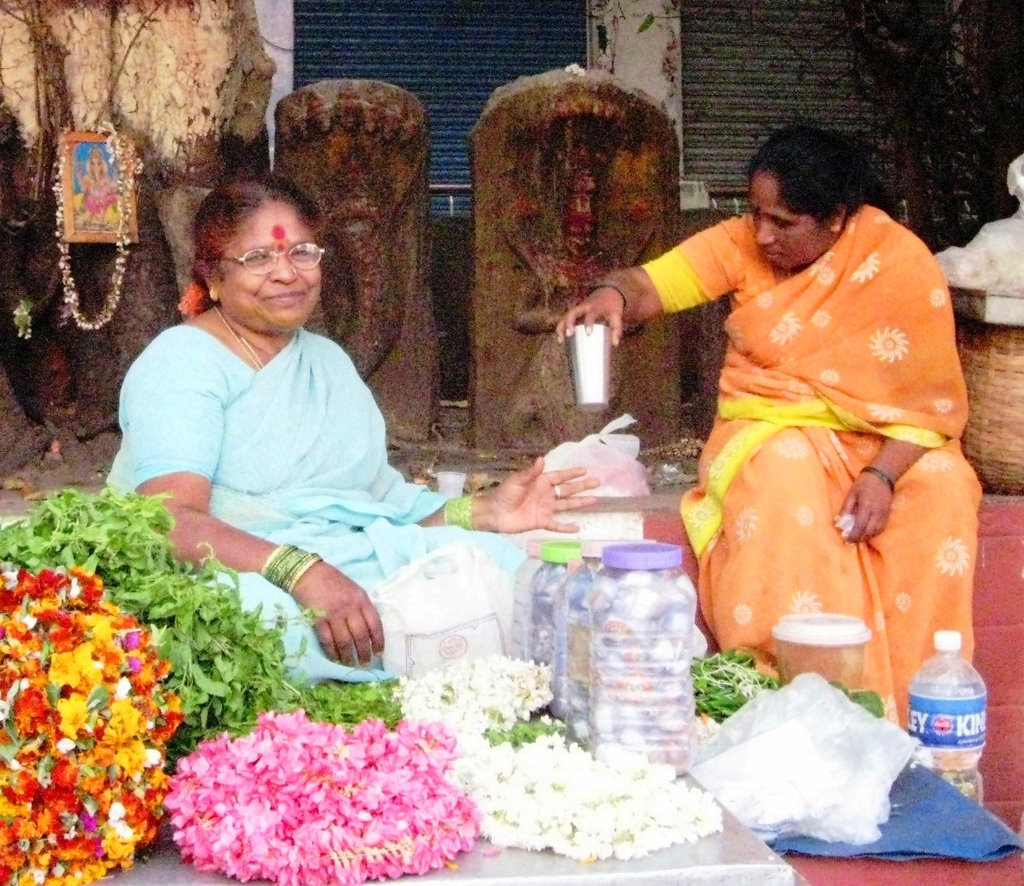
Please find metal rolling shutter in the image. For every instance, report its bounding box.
[294,1,587,214]
[680,0,881,201]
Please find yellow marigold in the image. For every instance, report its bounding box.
[57,693,91,738]
[0,794,28,818]
[106,697,145,743]
[114,739,148,774]
[49,642,104,694]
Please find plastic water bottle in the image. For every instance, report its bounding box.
[908,630,986,803]
[588,542,699,774]
[510,537,544,659]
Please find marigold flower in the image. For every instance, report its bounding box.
[0,566,180,886]
[177,282,209,319]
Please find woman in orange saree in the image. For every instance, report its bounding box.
[558,125,981,723]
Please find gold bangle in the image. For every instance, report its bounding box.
[443,494,476,530]
[261,544,323,593]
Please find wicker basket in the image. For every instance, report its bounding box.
[958,318,1024,494]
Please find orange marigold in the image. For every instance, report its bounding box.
[177,281,209,319]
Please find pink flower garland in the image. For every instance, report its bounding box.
[165,711,480,886]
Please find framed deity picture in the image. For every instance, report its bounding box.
[60,131,139,244]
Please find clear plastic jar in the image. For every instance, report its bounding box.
[527,539,581,667]
[555,539,630,740]
[588,542,698,774]
[510,537,545,660]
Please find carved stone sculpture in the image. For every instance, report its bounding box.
[0,0,272,470]
[274,80,437,442]
[470,68,683,450]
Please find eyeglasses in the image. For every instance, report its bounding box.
[225,242,325,275]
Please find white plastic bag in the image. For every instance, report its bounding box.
[690,673,916,844]
[543,414,650,497]
[935,151,1024,295]
[375,542,514,678]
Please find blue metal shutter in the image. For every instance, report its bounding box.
[294,1,587,214]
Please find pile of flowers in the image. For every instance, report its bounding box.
[398,656,724,861]
[452,734,723,861]
[165,711,479,886]
[397,655,553,736]
[0,565,182,886]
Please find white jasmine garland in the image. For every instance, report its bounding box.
[398,656,552,738]
[398,656,723,861]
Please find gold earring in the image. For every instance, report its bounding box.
[210,287,220,302]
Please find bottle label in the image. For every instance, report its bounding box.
[908,692,986,750]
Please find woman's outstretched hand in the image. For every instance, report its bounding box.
[476,456,599,534]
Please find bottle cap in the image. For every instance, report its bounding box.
[771,613,872,646]
[601,542,682,570]
[934,630,962,652]
[539,539,582,564]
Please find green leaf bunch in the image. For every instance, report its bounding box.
[0,488,401,764]
[692,649,780,723]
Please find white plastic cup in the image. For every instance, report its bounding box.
[435,470,467,499]
[568,323,610,412]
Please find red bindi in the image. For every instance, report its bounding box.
[271,224,286,241]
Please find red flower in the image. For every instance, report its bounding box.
[177,282,209,319]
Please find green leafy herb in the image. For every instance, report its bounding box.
[829,682,886,718]
[298,680,404,729]
[692,649,780,722]
[486,716,564,748]
[0,488,398,764]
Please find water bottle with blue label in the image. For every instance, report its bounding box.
[907,630,986,802]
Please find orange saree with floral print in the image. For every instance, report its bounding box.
[645,206,981,724]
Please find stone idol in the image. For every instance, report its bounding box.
[470,68,684,451]
[936,152,1024,296]
[274,80,437,441]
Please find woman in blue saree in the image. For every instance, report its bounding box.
[109,177,596,682]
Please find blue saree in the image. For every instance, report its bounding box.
[109,325,525,682]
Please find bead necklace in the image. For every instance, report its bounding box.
[214,306,265,370]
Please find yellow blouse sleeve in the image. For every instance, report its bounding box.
[641,248,709,313]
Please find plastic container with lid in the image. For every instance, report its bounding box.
[554,539,631,740]
[510,537,545,660]
[771,613,872,689]
[587,542,698,773]
[526,539,582,668]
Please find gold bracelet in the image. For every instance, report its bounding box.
[261,544,323,593]
[443,494,476,530]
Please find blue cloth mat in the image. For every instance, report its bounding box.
[772,763,1023,861]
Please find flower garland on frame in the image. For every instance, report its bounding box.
[0,565,183,886]
[29,124,143,339]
